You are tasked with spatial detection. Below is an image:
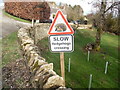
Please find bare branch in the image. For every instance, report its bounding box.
[105,1,120,13]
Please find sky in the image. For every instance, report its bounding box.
[0,0,95,15]
[0,0,3,3]
[0,0,3,6]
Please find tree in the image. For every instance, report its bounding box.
[65,4,83,22]
[65,5,74,21]
[92,0,120,51]
[105,13,118,34]
[73,5,84,20]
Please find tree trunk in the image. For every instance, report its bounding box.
[95,0,106,51]
[95,27,101,51]
[118,2,120,33]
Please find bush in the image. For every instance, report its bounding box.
[5,2,50,21]
[105,14,119,35]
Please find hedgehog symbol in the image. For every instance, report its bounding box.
[55,23,66,32]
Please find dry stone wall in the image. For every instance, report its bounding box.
[18,24,67,89]
[33,23,50,44]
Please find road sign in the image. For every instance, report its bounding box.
[48,10,74,35]
[48,11,74,85]
[49,35,74,52]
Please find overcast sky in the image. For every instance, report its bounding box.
[0,0,3,3]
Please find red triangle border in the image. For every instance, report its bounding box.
[48,10,74,35]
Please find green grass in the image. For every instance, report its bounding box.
[3,10,31,23]
[1,31,21,67]
[38,29,119,88]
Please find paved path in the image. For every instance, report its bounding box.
[0,7,31,38]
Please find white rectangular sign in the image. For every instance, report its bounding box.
[49,35,74,52]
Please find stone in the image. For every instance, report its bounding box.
[23,43,32,51]
[38,60,47,66]
[28,52,39,67]
[35,63,53,76]
[38,56,45,61]
[43,75,64,88]
[21,39,34,47]
[56,87,72,90]
[40,63,53,71]
[33,69,57,86]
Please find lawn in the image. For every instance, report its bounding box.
[37,29,119,88]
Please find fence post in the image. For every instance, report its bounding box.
[105,61,108,74]
[88,74,92,90]
[88,51,90,61]
[68,58,71,72]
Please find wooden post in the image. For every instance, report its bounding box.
[32,19,36,44]
[60,52,65,86]
[32,19,34,27]
[34,26,36,45]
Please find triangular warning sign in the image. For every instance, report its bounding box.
[48,10,74,35]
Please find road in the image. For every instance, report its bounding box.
[0,7,31,38]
